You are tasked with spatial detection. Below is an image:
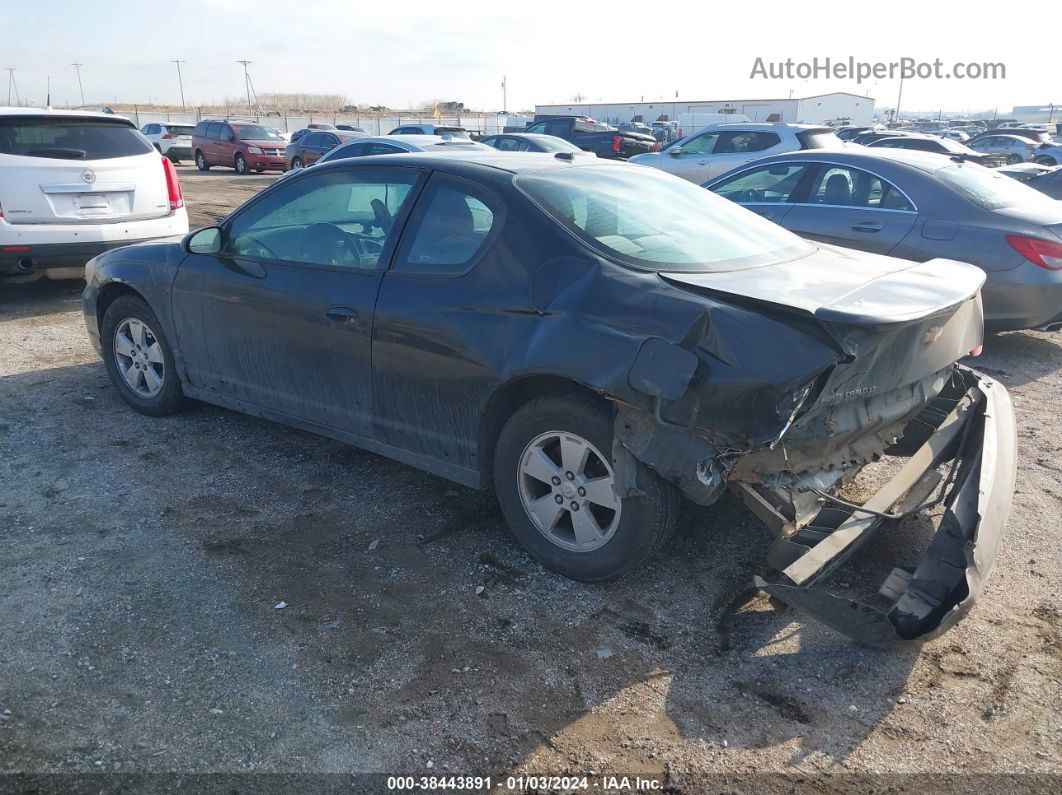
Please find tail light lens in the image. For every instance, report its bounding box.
[970,293,984,356]
[0,200,4,219]
[162,133,176,139]
[1006,234,1062,270]
[650,142,659,152]
[161,156,184,210]
[611,135,622,153]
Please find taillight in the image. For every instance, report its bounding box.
[162,133,176,139]
[161,156,184,210]
[1006,234,1062,270]
[0,200,4,219]
[970,293,984,356]
[611,135,621,153]
[650,142,659,152]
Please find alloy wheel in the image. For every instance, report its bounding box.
[113,318,165,399]
[517,431,621,552]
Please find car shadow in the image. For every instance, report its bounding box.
[0,277,84,322]
[0,359,924,775]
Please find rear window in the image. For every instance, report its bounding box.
[0,117,153,160]
[797,129,843,149]
[516,165,813,273]
[165,125,194,135]
[937,163,1059,210]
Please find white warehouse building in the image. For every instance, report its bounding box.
[534,92,875,130]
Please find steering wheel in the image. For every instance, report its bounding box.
[371,199,393,234]
[299,223,362,268]
[232,235,279,259]
[737,188,765,203]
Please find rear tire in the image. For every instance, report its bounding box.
[292,156,304,169]
[234,154,248,175]
[493,394,679,582]
[101,295,185,417]
[195,150,210,171]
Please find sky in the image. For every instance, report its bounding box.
[2,0,1058,115]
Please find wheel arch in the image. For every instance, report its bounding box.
[95,281,150,333]
[477,374,613,484]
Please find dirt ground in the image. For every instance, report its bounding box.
[1,166,1061,791]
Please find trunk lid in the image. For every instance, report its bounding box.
[660,244,985,325]
[0,151,170,224]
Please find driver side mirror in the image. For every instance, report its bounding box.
[183,226,223,255]
[667,147,684,157]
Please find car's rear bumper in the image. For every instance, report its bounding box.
[982,262,1062,331]
[0,211,189,276]
[749,366,1016,646]
[162,145,193,160]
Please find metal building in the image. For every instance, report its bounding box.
[534,92,875,128]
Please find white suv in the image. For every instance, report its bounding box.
[139,121,195,164]
[0,108,188,281]
[629,122,844,183]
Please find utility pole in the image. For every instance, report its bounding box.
[237,60,252,113]
[6,68,19,106]
[172,59,186,109]
[71,62,84,106]
[500,75,507,113]
[894,72,904,127]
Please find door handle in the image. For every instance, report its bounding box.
[852,221,883,233]
[326,306,359,323]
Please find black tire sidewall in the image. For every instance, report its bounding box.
[493,396,673,582]
[196,151,209,170]
[101,296,184,417]
[235,154,247,174]
[293,157,303,169]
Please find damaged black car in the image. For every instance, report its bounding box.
[81,152,1016,646]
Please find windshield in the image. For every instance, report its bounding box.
[0,117,152,160]
[235,125,284,141]
[937,163,1060,210]
[516,165,814,272]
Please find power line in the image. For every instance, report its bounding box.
[71,62,84,106]
[172,59,186,109]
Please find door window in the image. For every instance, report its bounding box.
[808,166,913,210]
[713,131,780,153]
[678,132,718,155]
[225,168,422,269]
[397,180,498,273]
[206,123,222,140]
[301,132,324,148]
[366,143,403,155]
[710,164,810,202]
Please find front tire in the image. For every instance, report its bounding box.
[493,394,678,582]
[195,150,210,171]
[1036,156,1058,166]
[234,153,248,175]
[101,295,185,417]
[291,156,304,169]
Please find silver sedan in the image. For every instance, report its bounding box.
[703,148,1062,332]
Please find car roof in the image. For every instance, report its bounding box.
[0,106,135,124]
[314,150,622,175]
[744,147,963,174]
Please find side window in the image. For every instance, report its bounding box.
[225,168,422,269]
[808,166,912,210]
[679,132,718,155]
[714,131,780,153]
[524,122,547,134]
[193,122,207,138]
[397,180,497,273]
[301,133,323,148]
[493,136,519,152]
[322,134,339,148]
[711,164,810,203]
[206,123,221,140]
[367,143,403,155]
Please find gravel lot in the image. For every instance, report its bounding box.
[2,166,1061,790]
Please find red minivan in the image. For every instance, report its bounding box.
[192,120,287,174]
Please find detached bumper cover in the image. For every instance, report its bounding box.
[752,366,1016,646]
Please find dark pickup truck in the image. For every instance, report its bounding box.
[524,116,658,159]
